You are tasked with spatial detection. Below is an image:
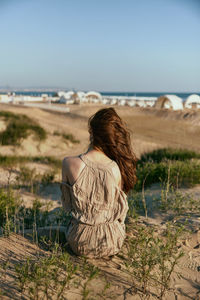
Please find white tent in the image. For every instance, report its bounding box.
[59,96,74,104]
[118,99,126,106]
[155,95,183,110]
[109,98,117,105]
[137,100,147,108]
[127,100,136,107]
[58,91,66,97]
[64,91,74,99]
[85,91,102,103]
[76,91,86,103]
[146,101,155,107]
[102,98,110,105]
[58,91,75,104]
[185,94,200,109]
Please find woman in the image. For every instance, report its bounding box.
[60,107,137,258]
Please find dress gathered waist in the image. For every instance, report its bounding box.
[70,217,118,227]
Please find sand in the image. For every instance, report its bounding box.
[0,103,200,299]
[0,218,199,299]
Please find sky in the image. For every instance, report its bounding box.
[0,0,199,92]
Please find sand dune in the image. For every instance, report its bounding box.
[1,103,200,158]
[0,103,200,299]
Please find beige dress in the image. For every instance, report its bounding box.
[60,154,128,258]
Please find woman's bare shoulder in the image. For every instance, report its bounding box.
[62,155,83,181]
[62,155,82,168]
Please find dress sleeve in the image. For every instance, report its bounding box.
[60,182,72,213]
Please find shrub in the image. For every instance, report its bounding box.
[0,111,21,120]
[14,248,78,299]
[0,111,46,145]
[53,130,80,144]
[135,160,200,191]
[16,166,56,191]
[53,130,61,136]
[0,188,22,233]
[16,166,41,193]
[19,199,51,230]
[155,188,200,216]
[0,154,61,168]
[127,191,144,218]
[14,247,111,300]
[124,221,184,299]
[0,185,70,234]
[41,170,56,185]
[140,148,200,164]
[62,133,80,144]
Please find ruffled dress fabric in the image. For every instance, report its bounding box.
[60,155,128,258]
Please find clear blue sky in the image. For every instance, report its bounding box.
[0,0,199,92]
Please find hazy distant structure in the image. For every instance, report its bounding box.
[75,91,86,103]
[118,99,126,106]
[41,94,48,101]
[126,99,136,107]
[137,100,146,108]
[109,98,118,105]
[58,91,75,104]
[0,94,12,103]
[0,93,49,103]
[85,91,102,103]
[155,95,183,110]
[101,98,110,105]
[58,91,69,97]
[185,94,200,109]
[143,99,156,107]
[58,90,102,104]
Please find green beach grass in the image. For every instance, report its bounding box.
[0,111,47,145]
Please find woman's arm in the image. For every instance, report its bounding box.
[60,158,72,213]
[62,157,69,182]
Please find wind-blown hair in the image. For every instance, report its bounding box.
[88,107,137,194]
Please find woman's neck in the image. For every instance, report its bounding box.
[85,146,110,161]
[87,145,103,154]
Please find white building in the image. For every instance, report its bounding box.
[58,91,87,104]
[101,98,110,105]
[58,91,75,104]
[58,91,66,97]
[185,94,200,109]
[0,94,12,103]
[76,91,86,103]
[127,99,136,107]
[59,96,74,104]
[85,91,102,103]
[126,97,156,108]
[155,95,183,110]
[118,99,127,106]
[110,99,117,105]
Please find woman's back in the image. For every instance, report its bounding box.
[62,150,121,187]
[61,152,128,258]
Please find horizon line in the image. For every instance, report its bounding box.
[0,87,199,94]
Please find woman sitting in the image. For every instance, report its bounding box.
[60,107,137,258]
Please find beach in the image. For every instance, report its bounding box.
[0,103,200,299]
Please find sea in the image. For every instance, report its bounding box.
[8,91,199,102]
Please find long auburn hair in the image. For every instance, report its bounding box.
[88,107,137,194]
